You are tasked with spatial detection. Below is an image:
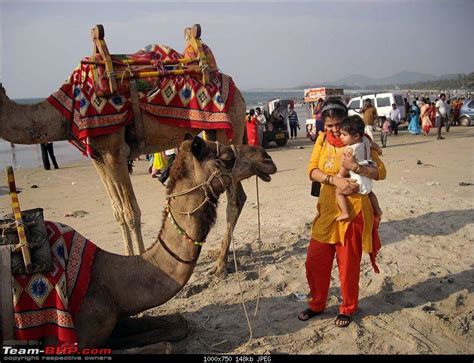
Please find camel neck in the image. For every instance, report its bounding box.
[121,185,216,315]
[0,95,69,144]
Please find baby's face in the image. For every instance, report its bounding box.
[340,130,360,146]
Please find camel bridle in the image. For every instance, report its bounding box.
[158,141,238,264]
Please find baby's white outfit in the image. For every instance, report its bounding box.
[345,137,373,195]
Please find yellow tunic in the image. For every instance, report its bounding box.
[153,152,168,170]
[307,132,386,253]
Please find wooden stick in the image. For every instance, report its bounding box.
[6,167,32,273]
[115,68,208,80]
[81,57,199,67]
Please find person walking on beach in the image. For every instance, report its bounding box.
[288,106,300,139]
[40,142,59,170]
[408,100,421,135]
[435,93,448,140]
[298,97,386,328]
[358,99,377,140]
[246,109,259,146]
[388,103,401,135]
[420,98,432,136]
[445,99,452,132]
[255,107,267,147]
[314,98,325,136]
[429,101,437,128]
[380,116,391,148]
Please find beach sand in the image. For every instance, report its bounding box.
[0,126,473,354]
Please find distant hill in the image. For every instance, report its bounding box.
[331,71,441,87]
[295,71,473,90]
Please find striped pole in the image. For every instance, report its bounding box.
[6,167,32,273]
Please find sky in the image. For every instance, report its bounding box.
[1,0,473,98]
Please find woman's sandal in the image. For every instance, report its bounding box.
[335,314,352,328]
[298,308,323,321]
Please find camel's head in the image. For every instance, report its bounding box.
[167,136,277,196]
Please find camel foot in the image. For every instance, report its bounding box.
[208,263,228,276]
[107,313,188,350]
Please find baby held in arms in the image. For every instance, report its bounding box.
[336,115,383,221]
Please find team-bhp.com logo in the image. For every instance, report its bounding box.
[3,345,112,360]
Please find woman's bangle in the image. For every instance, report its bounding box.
[322,174,330,185]
[354,165,362,174]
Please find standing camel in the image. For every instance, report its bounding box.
[0,82,247,274]
[13,138,276,348]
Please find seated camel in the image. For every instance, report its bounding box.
[3,137,277,348]
[0,25,248,275]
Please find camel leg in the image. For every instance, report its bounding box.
[210,181,246,275]
[107,314,188,349]
[89,132,145,255]
[75,284,118,348]
[92,157,135,255]
[206,129,247,275]
[100,152,145,255]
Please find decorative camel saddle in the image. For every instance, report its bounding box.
[47,24,236,154]
[0,167,95,344]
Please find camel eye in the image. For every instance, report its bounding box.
[219,152,235,168]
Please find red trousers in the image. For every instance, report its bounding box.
[305,213,364,316]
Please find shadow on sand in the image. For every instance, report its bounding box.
[147,267,474,353]
[379,209,474,246]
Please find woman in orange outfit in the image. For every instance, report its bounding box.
[246,109,259,146]
[298,98,386,328]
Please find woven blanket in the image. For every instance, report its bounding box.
[47,44,235,154]
[12,222,96,345]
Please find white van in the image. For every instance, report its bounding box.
[347,93,406,121]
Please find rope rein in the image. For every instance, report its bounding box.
[157,141,265,352]
[160,141,233,250]
[253,177,263,318]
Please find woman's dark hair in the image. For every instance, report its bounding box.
[249,109,255,116]
[340,115,365,137]
[321,97,348,121]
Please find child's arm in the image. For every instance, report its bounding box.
[338,149,353,177]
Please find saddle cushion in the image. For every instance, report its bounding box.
[12,222,96,345]
[47,44,235,155]
[2,208,53,275]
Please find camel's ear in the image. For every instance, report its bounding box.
[191,136,207,160]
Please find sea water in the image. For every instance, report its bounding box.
[0,90,308,169]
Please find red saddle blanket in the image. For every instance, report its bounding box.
[47,44,236,154]
[12,222,96,345]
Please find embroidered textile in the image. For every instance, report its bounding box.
[12,222,96,344]
[47,44,235,154]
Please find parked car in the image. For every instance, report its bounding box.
[261,99,292,147]
[459,98,474,126]
[347,92,406,121]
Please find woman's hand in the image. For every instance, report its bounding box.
[332,176,359,195]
